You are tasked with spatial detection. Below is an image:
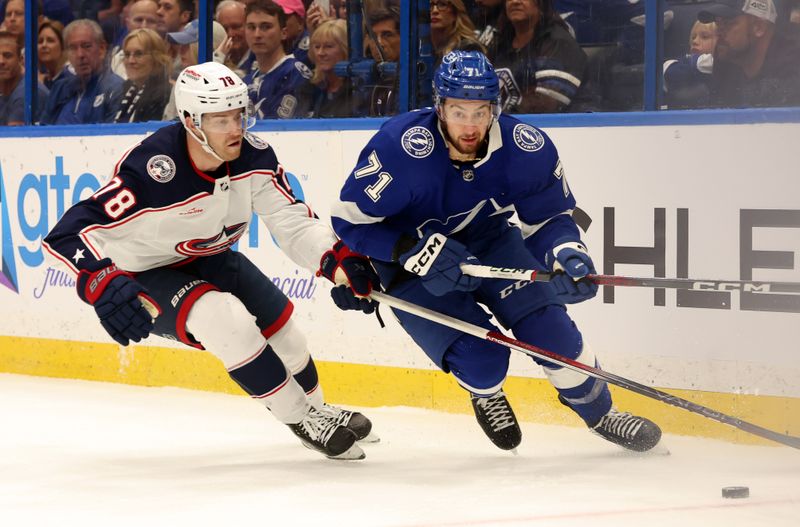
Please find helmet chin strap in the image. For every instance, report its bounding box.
[188,122,226,163]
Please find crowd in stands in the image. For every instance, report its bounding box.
[0,0,798,126]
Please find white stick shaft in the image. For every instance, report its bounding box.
[370,291,488,340]
[459,264,538,281]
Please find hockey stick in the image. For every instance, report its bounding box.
[370,291,800,450]
[460,264,800,294]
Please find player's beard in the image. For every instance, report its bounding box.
[442,123,488,159]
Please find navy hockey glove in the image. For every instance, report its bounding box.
[399,232,482,297]
[77,259,158,346]
[318,240,380,314]
[546,240,598,303]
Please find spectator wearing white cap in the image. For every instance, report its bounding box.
[699,0,800,107]
[161,18,229,119]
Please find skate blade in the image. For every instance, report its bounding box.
[327,443,366,460]
[357,431,381,444]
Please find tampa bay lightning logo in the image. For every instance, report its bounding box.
[175,222,247,256]
[401,126,434,158]
[513,124,545,152]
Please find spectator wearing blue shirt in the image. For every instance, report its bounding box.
[243,0,311,119]
[41,19,124,125]
[38,19,73,90]
[0,30,49,125]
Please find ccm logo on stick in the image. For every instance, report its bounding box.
[691,282,771,293]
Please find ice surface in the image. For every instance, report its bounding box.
[1,373,798,527]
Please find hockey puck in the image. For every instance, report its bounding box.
[721,486,749,499]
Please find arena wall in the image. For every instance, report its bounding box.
[1,111,798,445]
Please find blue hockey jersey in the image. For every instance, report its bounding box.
[43,123,336,275]
[243,56,312,119]
[331,109,581,279]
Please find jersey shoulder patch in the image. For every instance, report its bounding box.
[245,132,269,150]
[512,123,545,152]
[146,154,177,183]
[400,126,435,158]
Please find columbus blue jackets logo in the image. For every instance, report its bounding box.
[146,155,176,183]
[401,126,434,158]
[513,124,545,152]
[175,223,247,256]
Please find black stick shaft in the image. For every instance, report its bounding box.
[371,291,800,450]
[460,264,800,294]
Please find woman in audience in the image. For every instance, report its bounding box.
[300,19,365,117]
[492,0,587,113]
[110,27,171,122]
[37,20,70,89]
[430,0,485,64]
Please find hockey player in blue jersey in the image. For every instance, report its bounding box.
[332,50,662,453]
[43,61,379,461]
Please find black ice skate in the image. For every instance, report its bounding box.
[320,403,379,443]
[287,406,365,460]
[470,391,522,451]
[592,408,662,452]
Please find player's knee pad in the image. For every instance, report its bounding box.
[186,290,266,370]
[511,305,596,390]
[512,305,583,365]
[266,318,311,375]
[444,333,510,395]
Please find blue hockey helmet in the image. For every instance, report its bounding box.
[433,50,501,123]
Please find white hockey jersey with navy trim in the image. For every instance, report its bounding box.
[44,123,336,274]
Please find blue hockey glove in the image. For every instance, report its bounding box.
[399,232,482,296]
[318,240,380,314]
[77,259,157,346]
[546,240,598,303]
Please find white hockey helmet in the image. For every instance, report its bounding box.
[174,61,254,131]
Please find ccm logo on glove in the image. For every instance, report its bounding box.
[402,233,445,276]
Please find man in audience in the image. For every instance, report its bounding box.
[1,0,46,42]
[363,6,400,116]
[157,0,194,34]
[41,19,124,124]
[216,0,256,75]
[0,30,49,125]
[699,0,800,107]
[366,6,401,63]
[243,0,311,119]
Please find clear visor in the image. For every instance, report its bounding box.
[201,104,256,134]
[439,102,498,126]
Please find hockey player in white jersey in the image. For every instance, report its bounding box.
[43,62,379,460]
[332,51,662,453]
